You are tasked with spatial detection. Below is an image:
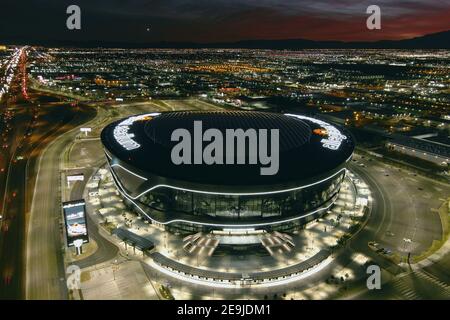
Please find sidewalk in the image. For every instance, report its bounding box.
[80,260,159,300]
[88,167,369,275]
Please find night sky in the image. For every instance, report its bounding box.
[1,0,449,43]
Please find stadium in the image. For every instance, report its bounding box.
[101,111,355,235]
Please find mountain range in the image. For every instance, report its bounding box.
[3,30,449,49]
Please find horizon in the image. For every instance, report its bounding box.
[1,0,450,306]
[3,29,449,49]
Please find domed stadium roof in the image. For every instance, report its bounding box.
[101,111,354,189]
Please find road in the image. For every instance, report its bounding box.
[342,153,450,299]
[25,104,96,299]
[0,51,99,299]
[350,154,446,258]
[6,93,447,300]
[0,101,96,298]
[24,99,222,298]
[137,151,450,300]
[64,100,224,270]
[66,170,119,270]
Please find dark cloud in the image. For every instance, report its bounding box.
[0,0,449,43]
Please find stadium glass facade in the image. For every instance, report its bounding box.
[111,167,345,234]
[102,111,354,234]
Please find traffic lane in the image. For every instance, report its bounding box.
[0,110,70,298]
[1,102,94,299]
[0,107,37,298]
[375,168,423,254]
[353,156,447,256]
[26,139,67,299]
[26,138,68,299]
[348,164,405,273]
[380,165,446,255]
[0,108,32,214]
[348,162,391,242]
[0,157,26,298]
[26,105,97,299]
[74,213,119,269]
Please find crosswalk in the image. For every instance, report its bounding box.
[414,270,450,295]
[391,270,450,300]
[391,276,422,300]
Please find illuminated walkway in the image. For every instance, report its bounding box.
[84,166,372,287]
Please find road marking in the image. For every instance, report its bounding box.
[26,107,105,299]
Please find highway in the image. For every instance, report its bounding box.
[25,104,97,299]
[0,47,100,298]
[0,46,447,300]
[0,46,76,298]
[0,77,446,300]
[62,112,450,299]
[25,99,222,299]
[0,106,39,297]
[0,98,97,299]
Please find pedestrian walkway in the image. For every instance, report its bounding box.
[391,270,450,300]
[80,260,159,300]
[81,166,373,292]
[391,277,422,300]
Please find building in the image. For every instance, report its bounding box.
[101,111,354,235]
[386,133,450,166]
